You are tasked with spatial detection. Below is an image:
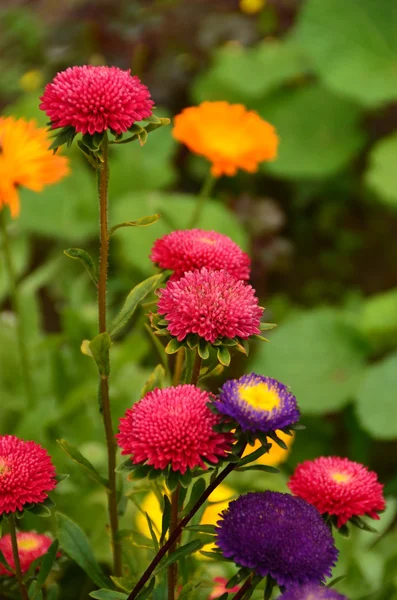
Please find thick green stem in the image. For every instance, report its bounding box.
[0,212,35,408]
[188,171,216,228]
[167,486,180,600]
[172,348,184,386]
[9,515,29,600]
[97,136,122,577]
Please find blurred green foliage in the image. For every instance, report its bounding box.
[1,0,397,598]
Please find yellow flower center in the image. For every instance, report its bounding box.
[18,538,40,551]
[0,458,9,477]
[239,0,266,15]
[199,237,216,245]
[238,382,280,411]
[331,472,351,483]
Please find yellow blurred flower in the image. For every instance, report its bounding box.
[137,484,235,556]
[173,101,278,177]
[19,70,44,93]
[0,117,69,217]
[242,430,294,466]
[240,0,266,15]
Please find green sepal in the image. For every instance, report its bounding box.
[199,549,229,561]
[289,422,306,431]
[89,332,112,377]
[186,335,198,350]
[267,431,288,450]
[217,346,231,366]
[199,363,224,381]
[327,575,346,588]
[82,131,105,150]
[48,125,76,152]
[166,468,181,491]
[64,248,98,285]
[115,457,134,473]
[260,322,277,331]
[165,338,183,354]
[349,515,378,533]
[264,575,276,600]
[198,339,210,360]
[57,439,109,489]
[26,496,55,517]
[253,334,270,342]
[108,213,160,236]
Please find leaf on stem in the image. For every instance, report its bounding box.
[154,540,203,575]
[64,248,98,285]
[57,439,109,489]
[89,332,112,377]
[140,364,166,397]
[108,214,160,236]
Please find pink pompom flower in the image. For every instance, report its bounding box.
[157,267,263,344]
[150,229,251,281]
[288,456,385,528]
[0,435,57,516]
[116,385,232,475]
[0,532,54,575]
[40,65,153,135]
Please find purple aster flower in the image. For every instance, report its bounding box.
[215,492,338,588]
[215,373,300,433]
[279,583,347,600]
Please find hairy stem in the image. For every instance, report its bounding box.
[188,171,216,228]
[167,486,180,600]
[9,514,29,600]
[97,135,122,577]
[0,212,35,408]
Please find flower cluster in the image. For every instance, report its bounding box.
[288,456,385,527]
[0,435,57,516]
[215,491,338,588]
[0,532,54,576]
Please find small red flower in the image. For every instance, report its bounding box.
[208,577,240,600]
[157,267,263,343]
[116,385,231,474]
[288,456,385,527]
[0,532,54,575]
[0,435,57,516]
[40,65,153,135]
[150,229,251,281]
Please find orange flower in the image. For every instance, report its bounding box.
[242,429,294,467]
[173,101,278,177]
[0,117,69,217]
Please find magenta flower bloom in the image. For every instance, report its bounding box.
[150,229,251,281]
[0,435,57,516]
[279,584,347,600]
[116,385,231,474]
[40,65,153,135]
[216,373,300,433]
[0,532,54,575]
[216,492,338,588]
[157,267,263,343]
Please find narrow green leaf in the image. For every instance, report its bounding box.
[0,548,14,574]
[46,584,60,600]
[154,540,202,575]
[199,550,229,561]
[27,500,52,517]
[185,524,215,535]
[89,591,128,600]
[181,478,206,517]
[217,346,231,367]
[56,513,111,589]
[115,457,134,473]
[199,363,224,382]
[109,214,160,236]
[165,338,183,355]
[57,439,109,489]
[144,324,171,380]
[64,248,98,284]
[36,539,59,586]
[160,494,171,546]
[267,431,288,450]
[109,274,163,338]
[236,465,280,473]
[89,332,112,377]
[327,575,346,588]
[145,512,159,552]
[110,577,135,593]
[237,446,268,467]
[135,577,156,600]
[259,322,277,331]
[140,364,166,397]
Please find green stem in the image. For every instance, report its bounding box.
[167,486,180,600]
[0,212,35,408]
[188,171,216,228]
[126,445,246,600]
[191,349,202,386]
[172,348,184,387]
[9,514,29,600]
[97,136,122,577]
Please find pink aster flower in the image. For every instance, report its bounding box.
[0,532,54,575]
[288,456,385,527]
[157,267,263,343]
[0,435,57,516]
[150,229,251,281]
[208,577,240,600]
[40,65,154,135]
[116,385,231,474]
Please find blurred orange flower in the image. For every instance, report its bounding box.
[0,117,69,217]
[173,101,278,177]
[242,429,294,466]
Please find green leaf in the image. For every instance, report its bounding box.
[251,308,368,414]
[56,513,111,589]
[135,578,156,600]
[165,338,183,355]
[358,286,397,351]
[365,132,397,207]
[154,540,203,575]
[293,0,397,107]
[36,539,59,586]
[144,324,171,379]
[217,346,231,367]
[64,248,98,285]
[356,352,397,439]
[198,339,210,360]
[237,446,268,467]
[199,363,224,382]
[57,439,109,489]
[140,364,166,397]
[109,214,160,236]
[261,85,366,179]
[109,274,163,338]
[236,465,280,474]
[260,323,277,332]
[89,332,112,377]
[89,591,128,600]
[0,548,14,574]
[181,478,206,517]
[160,494,171,546]
[144,512,159,552]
